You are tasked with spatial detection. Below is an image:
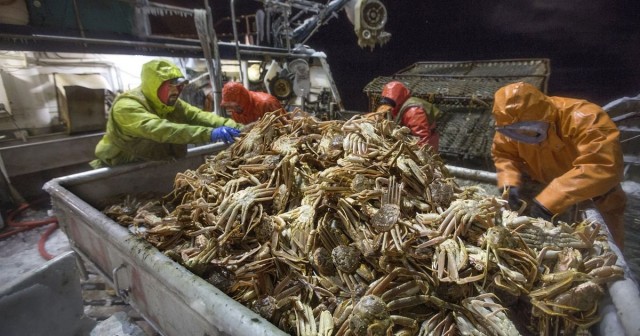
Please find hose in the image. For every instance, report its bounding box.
[37,222,59,260]
[0,200,59,260]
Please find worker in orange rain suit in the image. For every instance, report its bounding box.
[491,82,627,248]
[221,81,283,124]
[375,81,441,150]
[90,59,242,168]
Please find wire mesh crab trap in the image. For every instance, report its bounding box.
[363,59,551,169]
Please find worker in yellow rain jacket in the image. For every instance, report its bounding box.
[90,59,242,168]
[491,82,627,249]
[220,81,282,125]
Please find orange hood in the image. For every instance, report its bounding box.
[493,82,555,126]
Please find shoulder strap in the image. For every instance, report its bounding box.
[396,97,442,124]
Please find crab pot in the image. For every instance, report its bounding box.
[363,59,551,170]
[44,146,637,336]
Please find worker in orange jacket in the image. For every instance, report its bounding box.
[375,81,441,150]
[491,82,627,248]
[221,81,282,124]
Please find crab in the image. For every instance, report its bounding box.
[511,219,595,250]
[531,276,605,330]
[251,274,304,324]
[371,175,403,233]
[376,119,414,142]
[232,111,283,156]
[334,197,387,258]
[237,154,282,179]
[268,152,301,190]
[342,132,368,156]
[482,226,539,296]
[432,238,484,285]
[271,184,290,214]
[276,204,317,251]
[229,257,277,304]
[329,244,375,293]
[417,312,455,336]
[223,175,259,196]
[459,293,521,336]
[552,247,583,273]
[310,245,337,276]
[392,148,430,196]
[529,255,622,330]
[342,116,385,147]
[216,183,276,237]
[316,125,345,160]
[295,303,334,336]
[272,133,304,155]
[427,178,458,208]
[103,109,631,336]
[280,183,351,253]
[416,196,499,248]
[350,174,377,194]
[336,268,435,336]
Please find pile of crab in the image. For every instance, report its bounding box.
[105,109,624,336]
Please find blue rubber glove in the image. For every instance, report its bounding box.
[210,126,240,144]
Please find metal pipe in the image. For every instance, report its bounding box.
[204,2,224,117]
[230,0,244,83]
[71,0,86,39]
[290,0,351,46]
[581,206,640,336]
[394,73,549,79]
[241,60,249,88]
[0,33,315,59]
[11,34,203,51]
[445,165,497,184]
[291,0,325,11]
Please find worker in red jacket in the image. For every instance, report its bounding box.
[492,82,627,248]
[375,81,441,150]
[221,82,283,124]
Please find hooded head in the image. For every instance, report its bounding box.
[493,82,554,125]
[140,59,187,112]
[221,82,252,115]
[378,81,411,115]
[493,82,555,144]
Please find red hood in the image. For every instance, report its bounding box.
[222,82,252,112]
[381,81,411,115]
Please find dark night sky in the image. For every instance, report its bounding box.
[303,0,640,111]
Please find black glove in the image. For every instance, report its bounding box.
[504,186,523,210]
[530,200,553,221]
